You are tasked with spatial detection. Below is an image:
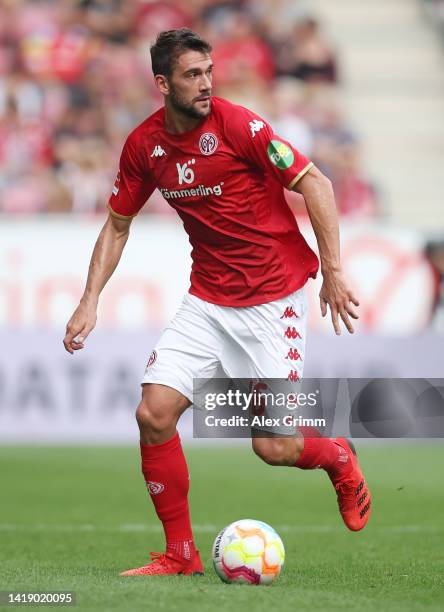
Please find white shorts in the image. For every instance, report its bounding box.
[142,289,307,410]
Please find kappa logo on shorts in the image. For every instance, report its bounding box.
[284,327,302,340]
[147,350,157,368]
[285,348,303,361]
[199,132,218,155]
[147,481,164,495]
[280,306,299,319]
[287,370,300,382]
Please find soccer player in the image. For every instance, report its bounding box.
[63,29,371,576]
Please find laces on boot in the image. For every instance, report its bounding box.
[149,552,167,563]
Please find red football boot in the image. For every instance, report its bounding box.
[329,438,372,531]
[120,550,204,576]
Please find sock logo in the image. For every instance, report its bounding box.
[337,446,349,463]
[147,481,165,495]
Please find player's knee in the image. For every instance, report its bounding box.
[252,437,303,466]
[135,398,175,435]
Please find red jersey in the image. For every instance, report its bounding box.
[108,97,319,307]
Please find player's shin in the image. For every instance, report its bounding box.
[140,431,196,560]
[294,427,372,530]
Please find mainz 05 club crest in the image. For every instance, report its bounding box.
[199,132,218,155]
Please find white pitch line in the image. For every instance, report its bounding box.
[0,523,442,534]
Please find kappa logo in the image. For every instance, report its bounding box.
[151,145,166,158]
[287,370,300,383]
[285,348,302,361]
[147,350,157,368]
[177,159,196,185]
[112,171,120,196]
[249,119,265,138]
[284,327,302,339]
[147,481,165,495]
[199,132,218,155]
[280,306,299,319]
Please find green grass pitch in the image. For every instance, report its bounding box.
[1,443,443,611]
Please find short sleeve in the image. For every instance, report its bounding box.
[223,105,313,190]
[108,133,156,219]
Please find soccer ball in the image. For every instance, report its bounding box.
[212,519,285,585]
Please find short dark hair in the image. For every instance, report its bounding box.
[150,28,212,77]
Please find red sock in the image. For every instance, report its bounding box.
[140,432,196,560]
[295,426,345,478]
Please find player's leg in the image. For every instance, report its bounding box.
[251,427,371,531]
[294,428,371,530]
[121,293,224,576]
[251,430,303,466]
[216,288,371,531]
[121,383,204,576]
[251,427,344,470]
[215,286,308,467]
[136,381,189,445]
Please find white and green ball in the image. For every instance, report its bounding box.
[212,519,285,585]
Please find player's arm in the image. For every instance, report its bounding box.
[294,165,359,335]
[63,131,156,353]
[222,104,358,333]
[63,213,132,354]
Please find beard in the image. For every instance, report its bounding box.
[168,85,211,119]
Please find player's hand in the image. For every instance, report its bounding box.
[319,268,359,335]
[63,300,97,354]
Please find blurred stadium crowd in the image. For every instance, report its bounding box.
[0,0,379,217]
[423,0,444,37]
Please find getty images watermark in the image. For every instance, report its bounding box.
[193,378,327,438]
[192,378,444,438]
[203,387,325,432]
